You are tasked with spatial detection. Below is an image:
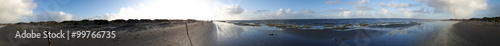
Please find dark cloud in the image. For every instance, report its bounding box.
[254,10,268,13]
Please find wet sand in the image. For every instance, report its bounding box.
[450,21,500,46]
[0,21,216,46]
[423,21,470,46]
[424,21,500,46]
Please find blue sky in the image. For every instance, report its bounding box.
[33,0,145,17]
[1,0,499,23]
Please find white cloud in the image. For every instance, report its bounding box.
[356,10,368,15]
[256,8,320,19]
[213,4,249,20]
[336,10,376,18]
[380,3,421,8]
[275,8,299,16]
[91,0,217,20]
[381,8,389,14]
[399,9,418,18]
[36,11,73,22]
[354,5,374,10]
[90,7,137,20]
[325,0,340,4]
[333,7,433,18]
[378,8,393,18]
[330,8,351,12]
[339,10,352,17]
[386,7,432,18]
[414,7,432,13]
[358,0,369,4]
[0,0,37,23]
[419,0,488,19]
[222,5,246,15]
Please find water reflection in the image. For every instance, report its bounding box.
[214,21,459,46]
[282,29,387,40]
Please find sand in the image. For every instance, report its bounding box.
[450,21,500,46]
[423,21,470,46]
[0,21,216,46]
[424,21,500,46]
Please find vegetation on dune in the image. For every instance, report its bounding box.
[4,19,204,32]
[469,16,500,22]
[9,19,200,25]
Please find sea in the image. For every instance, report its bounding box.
[213,18,460,46]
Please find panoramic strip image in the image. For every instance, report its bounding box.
[1,0,500,46]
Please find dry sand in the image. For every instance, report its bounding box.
[0,21,216,46]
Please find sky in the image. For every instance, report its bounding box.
[1,0,500,23]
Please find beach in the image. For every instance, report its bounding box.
[423,20,500,46]
[212,19,440,46]
[450,21,500,46]
[213,19,500,46]
[0,21,216,46]
[1,19,500,46]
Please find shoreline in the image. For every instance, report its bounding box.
[423,21,468,46]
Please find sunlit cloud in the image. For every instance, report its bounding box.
[0,0,37,23]
[91,0,217,20]
[2,0,496,23]
[419,0,488,19]
[358,0,370,4]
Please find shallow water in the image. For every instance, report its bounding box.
[0,26,4,28]
[214,19,459,46]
